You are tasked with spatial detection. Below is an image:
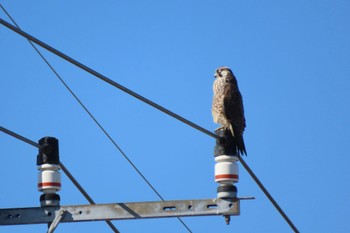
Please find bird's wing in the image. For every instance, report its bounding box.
[223,76,247,155]
[223,77,246,134]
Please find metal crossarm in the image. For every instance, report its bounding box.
[0,199,240,226]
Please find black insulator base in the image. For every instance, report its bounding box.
[214,128,238,156]
[40,193,60,207]
[217,184,237,200]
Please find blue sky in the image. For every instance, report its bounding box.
[1,1,350,232]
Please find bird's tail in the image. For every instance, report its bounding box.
[236,134,247,156]
[230,125,247,156]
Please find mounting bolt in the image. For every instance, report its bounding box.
[224,215,231,225]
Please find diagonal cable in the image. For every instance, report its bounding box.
[0,16,219,141]
[0,15,299,233]
[0,6,192,233]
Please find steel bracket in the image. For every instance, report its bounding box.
[0,198,251,226]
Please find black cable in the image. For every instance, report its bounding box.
[238,156,299,233]
[0,16,299,233]
[0,126,43,149]
[0,8,192,233]
[0,17,219,141]
[0,125,120,233]
[59,162,121,233]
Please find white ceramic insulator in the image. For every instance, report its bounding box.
[37,164,61,193]
[215,155,239,184]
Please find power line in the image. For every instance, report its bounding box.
[58,162,120,233]
[0,126,120,233]
[0,126,42,149]
[0,16,299,233]
[0,17,219,142]
[0,6,192,233]
[237,156,299,233]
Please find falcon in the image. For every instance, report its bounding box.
[212,66,247,155]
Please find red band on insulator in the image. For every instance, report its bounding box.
[215,174,239,180]
[38,182,61,188]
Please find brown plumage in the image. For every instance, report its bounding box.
[212,66,247,155]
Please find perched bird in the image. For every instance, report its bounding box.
[212,66,247,155]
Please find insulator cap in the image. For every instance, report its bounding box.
[214,128,238,156]
[37,137,59,165]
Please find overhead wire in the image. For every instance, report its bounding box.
[0,6,192,233]
[0,12,299,233]
[0,126,120,233]
[0,16,219,141]
[0,126,42,149]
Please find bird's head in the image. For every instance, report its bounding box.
[214,66,233,78]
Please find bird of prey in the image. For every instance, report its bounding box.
[212,66,247,156]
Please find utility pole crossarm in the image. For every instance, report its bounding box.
[0,198,241,226]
